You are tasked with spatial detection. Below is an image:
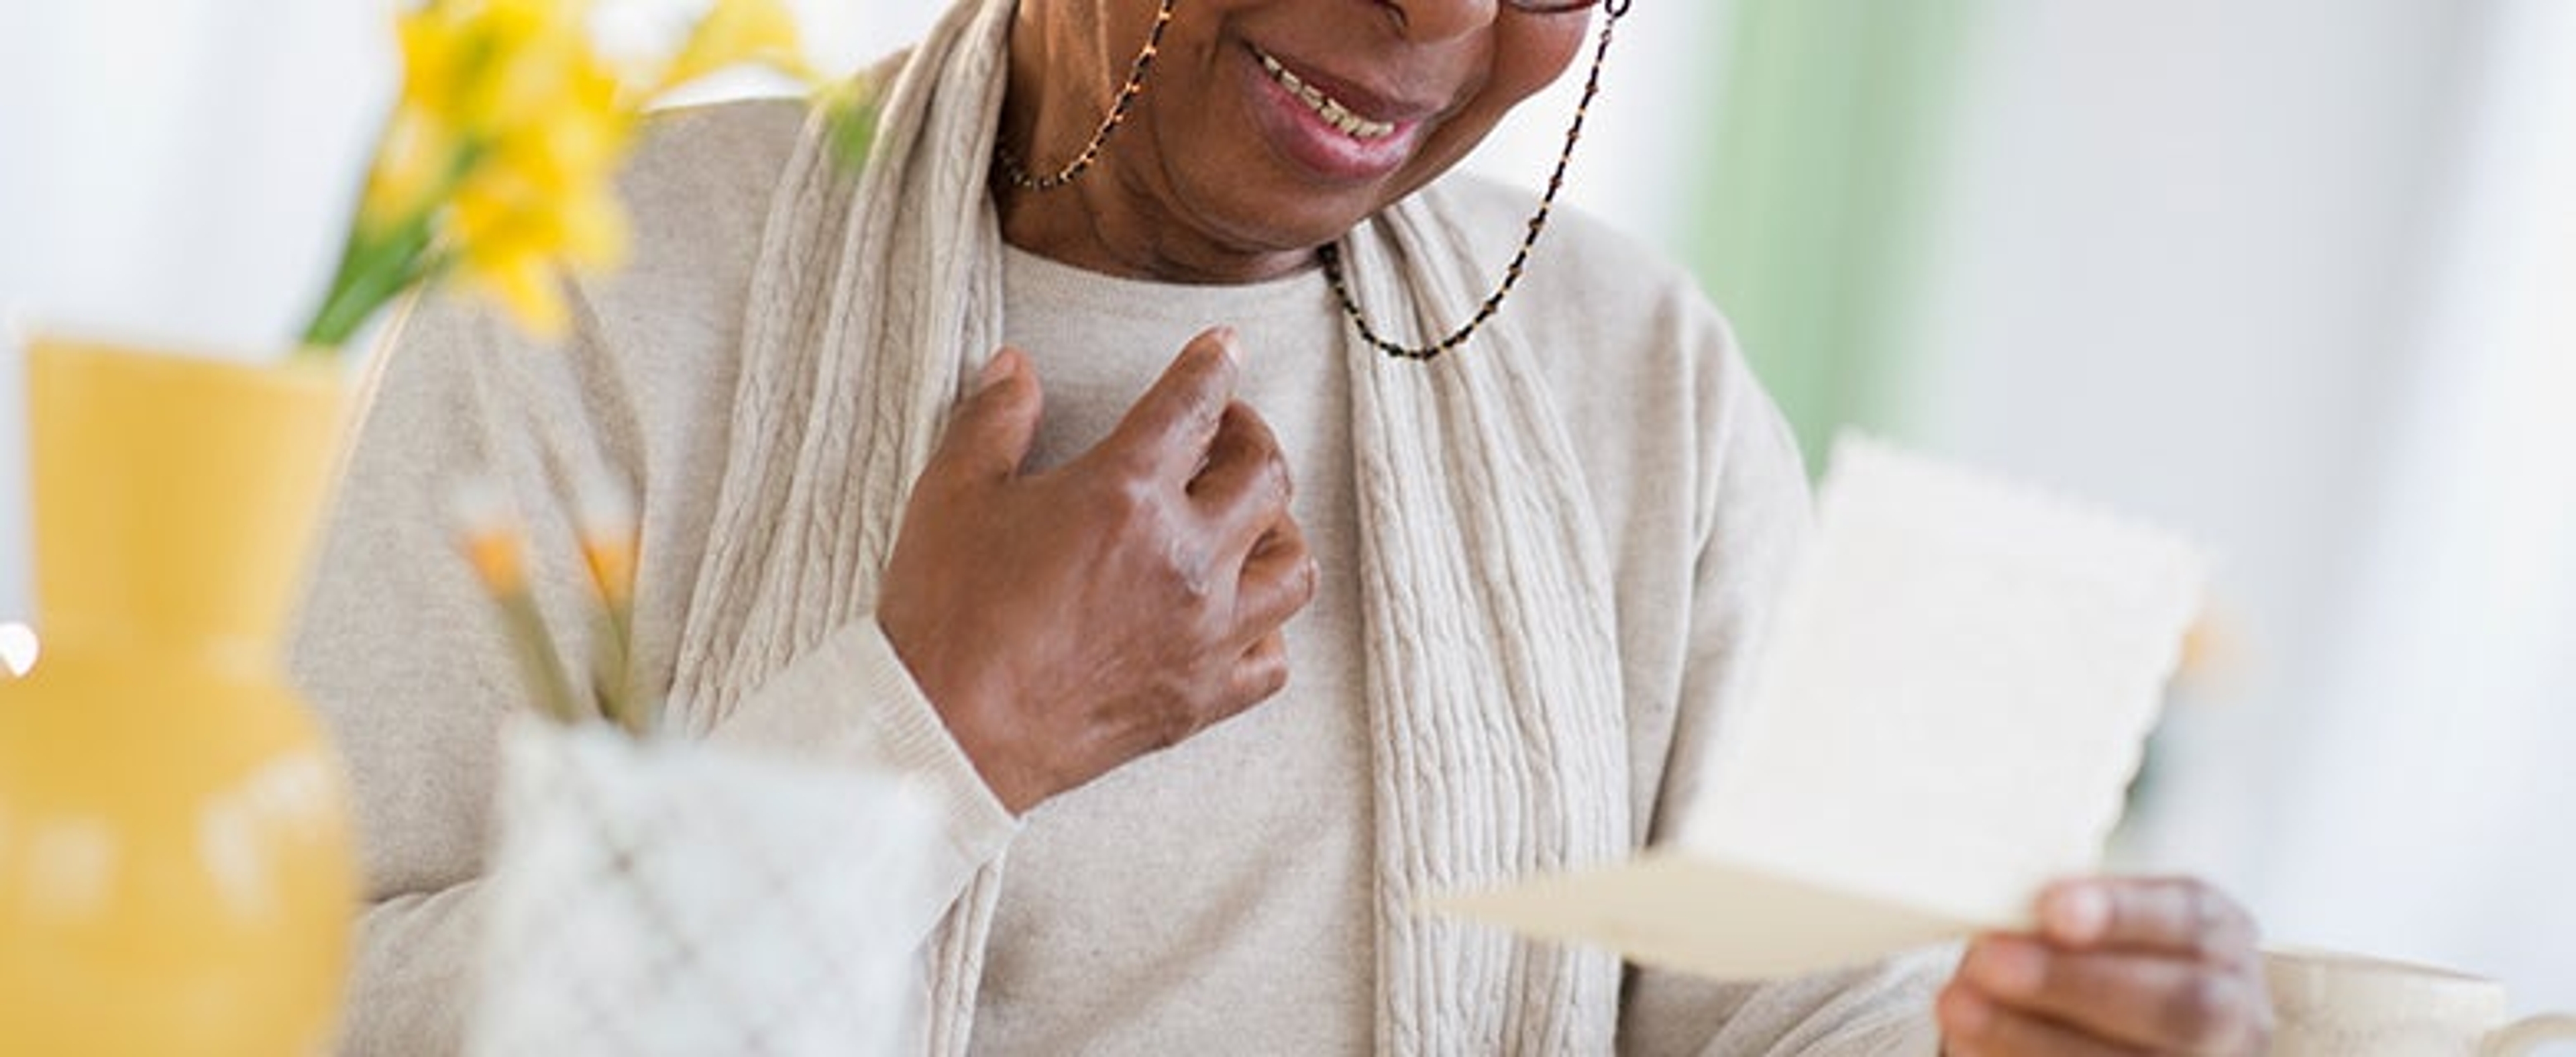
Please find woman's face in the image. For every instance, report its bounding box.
[1003,0,1598,282]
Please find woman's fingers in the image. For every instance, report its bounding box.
[1191,401,1295,554]
[2039,878,2261,962]
[1222,632,1293,717]
[1939,878,2273,1055]
[1234,517,1318,634]
[1957,936,2271,1054]
[1104,327,1240,479]
[1938,982,2149,1057]
[1148,634,1291,751]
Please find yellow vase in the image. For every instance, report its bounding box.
[0,337,359,1054]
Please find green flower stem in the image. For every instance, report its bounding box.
[591,604,649,737]
[301,212,444,353]
[817,77,881,172]
[493,585,586,727]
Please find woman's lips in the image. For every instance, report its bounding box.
[1258,52,1399,140]
[1242,45,1426,183]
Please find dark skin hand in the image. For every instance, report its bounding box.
[1941,877,2275,1056]
[877,328,1318,815]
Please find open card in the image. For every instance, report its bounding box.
[1432,436,2206,980]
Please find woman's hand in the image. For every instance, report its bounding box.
[877,328,1318,815]
[1937,877,2274,1056]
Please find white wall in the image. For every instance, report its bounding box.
[1895,0,2576,1004]
[1463,1,1726,262]
[2256,0,2576,1005]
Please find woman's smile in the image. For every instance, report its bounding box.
[1242,44,1428,183]
[1255,51,1401,140]
[998,0,1591,281]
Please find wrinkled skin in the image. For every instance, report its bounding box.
[877,333,1311,814]
[873,1,2274,1052]
[994,0,1595,281]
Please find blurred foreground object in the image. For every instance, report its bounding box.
[0,337,359,1054]
[0,3,865,1050]
[0,622,36,678]
[466,721,930,1056]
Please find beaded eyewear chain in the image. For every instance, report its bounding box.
[1322,0,1631,360]
[996,0,1180,190]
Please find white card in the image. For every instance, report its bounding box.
[1433,436,2206,980]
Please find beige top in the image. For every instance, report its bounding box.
[292,100,1947,1056]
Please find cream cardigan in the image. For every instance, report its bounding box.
[293,85,1946,1057]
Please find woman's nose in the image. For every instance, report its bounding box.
[1379,0,1497,44]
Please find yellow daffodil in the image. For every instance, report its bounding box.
[659,0,822,93]
[303,0,848,350]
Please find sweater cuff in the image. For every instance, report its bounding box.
[703,617,1019,887]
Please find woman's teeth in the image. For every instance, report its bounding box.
[1257,52,1397,141]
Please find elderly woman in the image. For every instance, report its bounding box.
[294,0,2274,1052]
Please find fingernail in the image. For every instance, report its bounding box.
[977,350,1016,392]
[1208,326,1241,366]
[1968,940,2045,997]
[2046,884,2112,944]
